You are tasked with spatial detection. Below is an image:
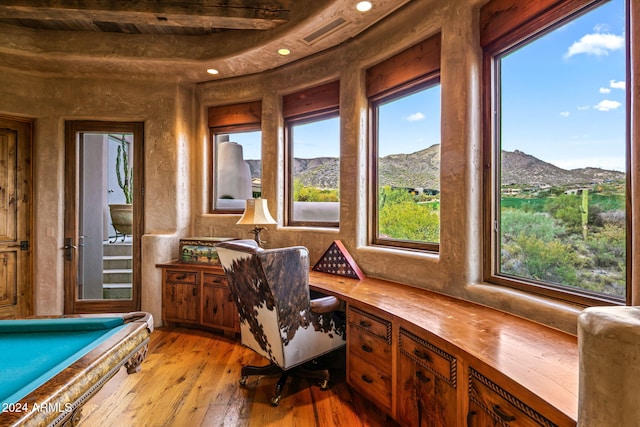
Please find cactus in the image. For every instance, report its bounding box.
[115,135,133,204]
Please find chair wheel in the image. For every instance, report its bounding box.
[239,376,248,386]
[319,379,329,390]
[270,395,281,406]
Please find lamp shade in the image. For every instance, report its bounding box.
[237,198,276,225]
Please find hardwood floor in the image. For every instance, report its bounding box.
[79,327,399,427]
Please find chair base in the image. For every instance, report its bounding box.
[239,360,331,406]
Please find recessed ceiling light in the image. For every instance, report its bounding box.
[356,1,372,12]
[207,68,219,75]
[278,48,291,56]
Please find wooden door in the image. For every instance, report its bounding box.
[0,116,33,318]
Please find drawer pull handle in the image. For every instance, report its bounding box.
[416,370,430,383]
[361,375,374,384]
[359,320,372,328]
[413,349,432,362]
[466,410,477,426]
[492,405,516,422]
[361,345,373,353]
[176,274,187,280]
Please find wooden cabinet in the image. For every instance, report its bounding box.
[397,328,456,427]
[310,272,577,427]
[347,305,393,413]
[159,262,239,336]
[163,270,200,324]
[468,369,570,427]
[202,272,238,332]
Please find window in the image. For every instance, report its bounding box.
[367,33,442,251]
[283,81,340,226]
[483,0,629,304]
[208,101,262,212]
[213,129,261,211]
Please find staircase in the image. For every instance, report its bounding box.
[102,240,132,299]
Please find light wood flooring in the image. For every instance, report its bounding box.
[79,327,399,427]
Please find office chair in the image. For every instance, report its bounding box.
[216,239,346,405]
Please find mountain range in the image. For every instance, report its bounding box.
[246,144,625,190]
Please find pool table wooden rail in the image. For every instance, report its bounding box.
[0,312,153,427]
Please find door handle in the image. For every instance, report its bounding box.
[7,241,29,250]
[63,237,77,261]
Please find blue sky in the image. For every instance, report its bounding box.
[232,0,626,172]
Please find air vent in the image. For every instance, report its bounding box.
[303,17,348,44]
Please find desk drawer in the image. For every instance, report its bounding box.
[399,328,456,386]
[203,273,226,286]
[347,306,391,343]
[469,368,557,427]
[348,323,392,372]
[349,354,392,411]
[166,271,198,284]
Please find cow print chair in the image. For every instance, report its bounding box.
[215,239,346,406]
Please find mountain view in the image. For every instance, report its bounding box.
[246,144,625,190]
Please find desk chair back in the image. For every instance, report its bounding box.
[216,239,345,370]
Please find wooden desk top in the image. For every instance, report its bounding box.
[308,270,578,422]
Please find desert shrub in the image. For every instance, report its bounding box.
[378,187,439,242]
[502,236,580,287]
[500,209,563,243]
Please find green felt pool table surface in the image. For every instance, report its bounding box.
[0,312,152,427]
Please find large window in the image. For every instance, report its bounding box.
[283,81,340,226]
[367,33,442,251]
[483,0,629,304]
[208,101,262,213]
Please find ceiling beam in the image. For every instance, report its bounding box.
[0,0,290,30]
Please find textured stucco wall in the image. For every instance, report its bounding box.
[0,72,192,322]
[195,0,584,333]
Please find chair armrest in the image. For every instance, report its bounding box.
[310,296,342,314]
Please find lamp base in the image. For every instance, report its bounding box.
[249,226,268,247]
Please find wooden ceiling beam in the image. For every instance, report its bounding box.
[0,0,290,30]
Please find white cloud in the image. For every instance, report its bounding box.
[405,112,425,122]
[564,33,624,58]
[599,87,611,94]
[560,111,570,117]
[577,105,590,110]
[610,79,625,89]
[594,99,622,111]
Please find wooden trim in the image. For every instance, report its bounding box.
[282,80,340,119]
[480,0,604,51]
[366,32,441,98]
[207,100,262,128]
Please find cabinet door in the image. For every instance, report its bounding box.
[398,330,456,427]
[164,282,199,323]
[202,273,238,331]
[163,271,200,323]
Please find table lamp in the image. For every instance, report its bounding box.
[236,198,277,247]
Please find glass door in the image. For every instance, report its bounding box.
[64,121,144,314]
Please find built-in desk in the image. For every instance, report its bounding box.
[309,270,578,427]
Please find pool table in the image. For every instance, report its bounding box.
[0,312,153,427]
